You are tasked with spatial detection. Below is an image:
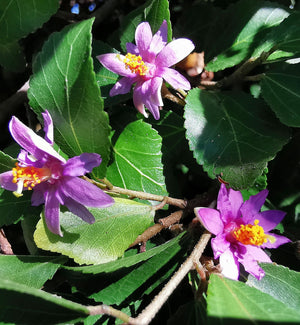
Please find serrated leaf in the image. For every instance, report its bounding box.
[0,41,25,72]
[28,19,111,178]
[205,1,289,72]
[0,255,66,289]
[247,263,300,311]
[207,274,300,323]
[90,232,188,304]
[0,278,88,324]
[119,0,172,52]
[184,88,289,189]
[261,63,300,127]
[0,0,59,44]
[64,232,185,275]
[107,120,168,196]
[34,198,154,265]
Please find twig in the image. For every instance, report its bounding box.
[0,229,13,255]
[129,211,183,247]
[130,231,211,325]
[84,177,187,209]
[88,304,134,323]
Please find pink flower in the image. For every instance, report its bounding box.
[195,184,290,280]
[0,111,114,236]
[97,20,194,120]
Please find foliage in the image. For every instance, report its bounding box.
[0,0,299,324]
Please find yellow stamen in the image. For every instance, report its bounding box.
[232,219,271,246]
[123,53,148,75]
[12,163,50,197]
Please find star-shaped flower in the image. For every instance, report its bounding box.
[97,20,194,119]
[0,111,114,236]
[195,184,290,280]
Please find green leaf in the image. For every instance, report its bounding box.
[205,1,289,72]
[90,232,188,304]
[270,12,300,53]
[119,0,172,52]
[28,19,111,178]
[247,263,300,311]
[0,41,26,72]
[34,198,154,265]
[0,150,16,173]
[0,0,59,44]
[0,255,66,288]
[107,120,168,196]
[207,274,300,323]
[184,88,290,189]
[0,188,41,227]
[63,232,185,275]
[261,63,300,127]
[0,278,88,324]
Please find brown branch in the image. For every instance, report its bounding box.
[130,231,211,325]
[88,304,134,323]
[0,229,13,255]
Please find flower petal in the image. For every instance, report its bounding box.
[195,207,223,235]
[44,187,62,236]
[126,42,139,55]
[63,197,95,224]
[61,176,114,208]
[217,184,241,223]
[0,171,17,191]
[63,153,101,177]
[219,248,240,280]
[211,233,230,259]
[160,67,191,90]
[31,183,47,206]
[135,22,153,58]
[97,53,134,77]
[42,110,54,145]
[156,38,195,68]
[262,233,291,249]
[110,76,136,96]
[258,209,286,232]
[149,20,168,55]
[149,77,163,106]
[9,116,65,163]
[241,189,268,224]
[133,83,148,117]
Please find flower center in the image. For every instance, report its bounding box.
[232,219,274,246]
[12,163,51,197]
[123,53,149,75]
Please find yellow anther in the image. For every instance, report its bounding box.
[232,219,271,246]
[123,53,148,75]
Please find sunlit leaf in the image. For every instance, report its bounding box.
[28,19,111,178]
[34,198,154,265]
[107,120,168,197]
[207,274,300,323]
[184,88,289,189]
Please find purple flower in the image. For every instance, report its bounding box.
[0,111,114,236]
[97,20,195,120]
[195,184,290,280]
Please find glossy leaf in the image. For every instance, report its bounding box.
[247,263,300,311]
[261,63,300,127]
[207,274,300,323]
[205,1,289,72]
[0,0,59,44]
[0,150,16,173]
[28,19,111,178]
[107,120,168,196]
[90,232,188,303]
[184,88,290,189]
[119,0,172,52]
[34,198,154,265]
[0,255,66,289]
[0,278,88,324]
